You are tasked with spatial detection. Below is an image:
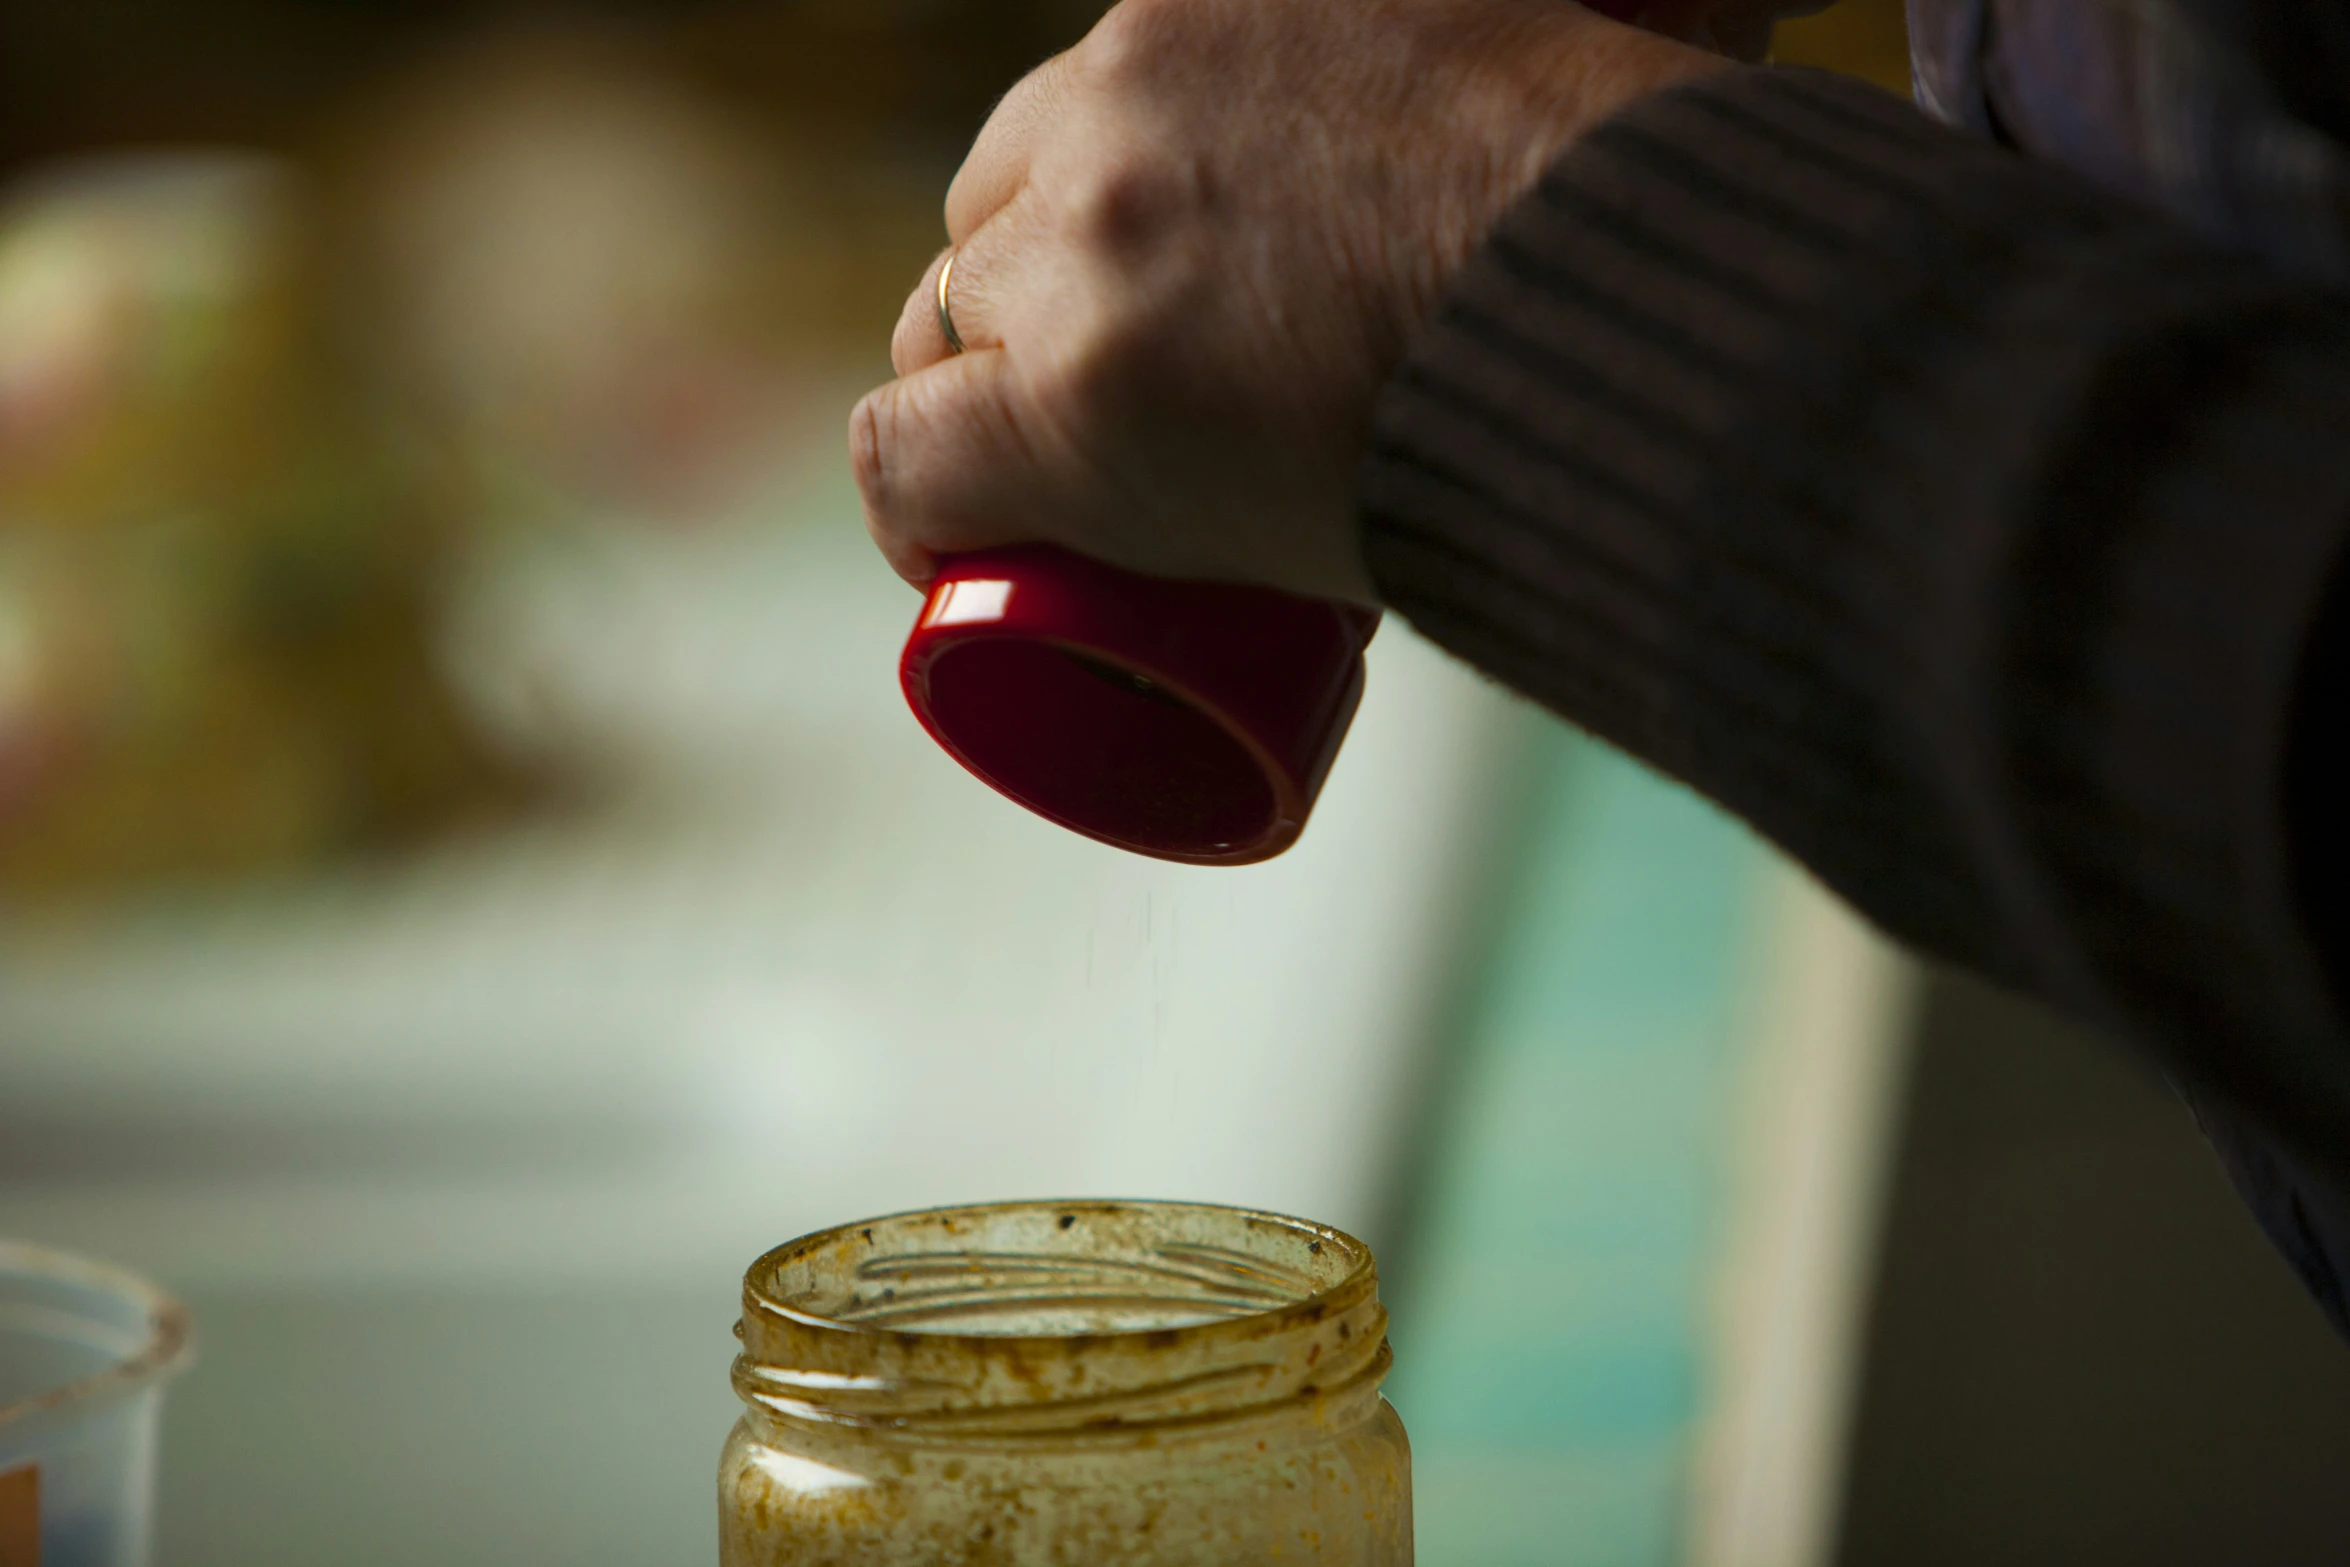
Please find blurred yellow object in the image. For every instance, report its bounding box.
[323,31,876,531]
[0,153,535,898]
[1772,0,1912,92]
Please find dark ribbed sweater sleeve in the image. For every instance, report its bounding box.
[1359,68,2350,1185]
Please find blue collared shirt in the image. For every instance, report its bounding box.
[1909,0,2350,279]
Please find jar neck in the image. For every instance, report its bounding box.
[732,1201,1390,1439]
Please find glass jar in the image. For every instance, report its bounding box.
[0,1240,193,1567]
[721,1200,1411,1565]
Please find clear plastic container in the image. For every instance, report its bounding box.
[0,1242,193,1567]
[721,1200,1412,1565]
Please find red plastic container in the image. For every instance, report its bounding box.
[900,546,1379,865]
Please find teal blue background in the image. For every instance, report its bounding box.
[1386,729,1766,1566]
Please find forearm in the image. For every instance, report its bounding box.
[1361,67,2350,1174]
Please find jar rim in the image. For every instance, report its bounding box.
[734,1199,1389,1436]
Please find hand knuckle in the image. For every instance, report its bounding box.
[1082,0,1165,79]
[889,314,923,377]
[1069,158,1193,256]
[850,391,894,505]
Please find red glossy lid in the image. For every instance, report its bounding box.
[900,546,1379,865]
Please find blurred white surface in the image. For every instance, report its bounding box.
[1689,866,1916,1567]
[0,452,1530,1292]
[0,447,1534,1566]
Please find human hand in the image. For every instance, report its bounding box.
[851,0,1734,606]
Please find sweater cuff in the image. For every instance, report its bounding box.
[1361,67,2350,1157]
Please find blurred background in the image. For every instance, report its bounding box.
[0,1,2346,1563]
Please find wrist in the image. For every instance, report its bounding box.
[1504,11,1740,183]
[1408,9,1735,327]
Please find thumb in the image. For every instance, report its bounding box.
[850,349,1092,588]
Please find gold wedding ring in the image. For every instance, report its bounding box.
[937,249,967,356]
